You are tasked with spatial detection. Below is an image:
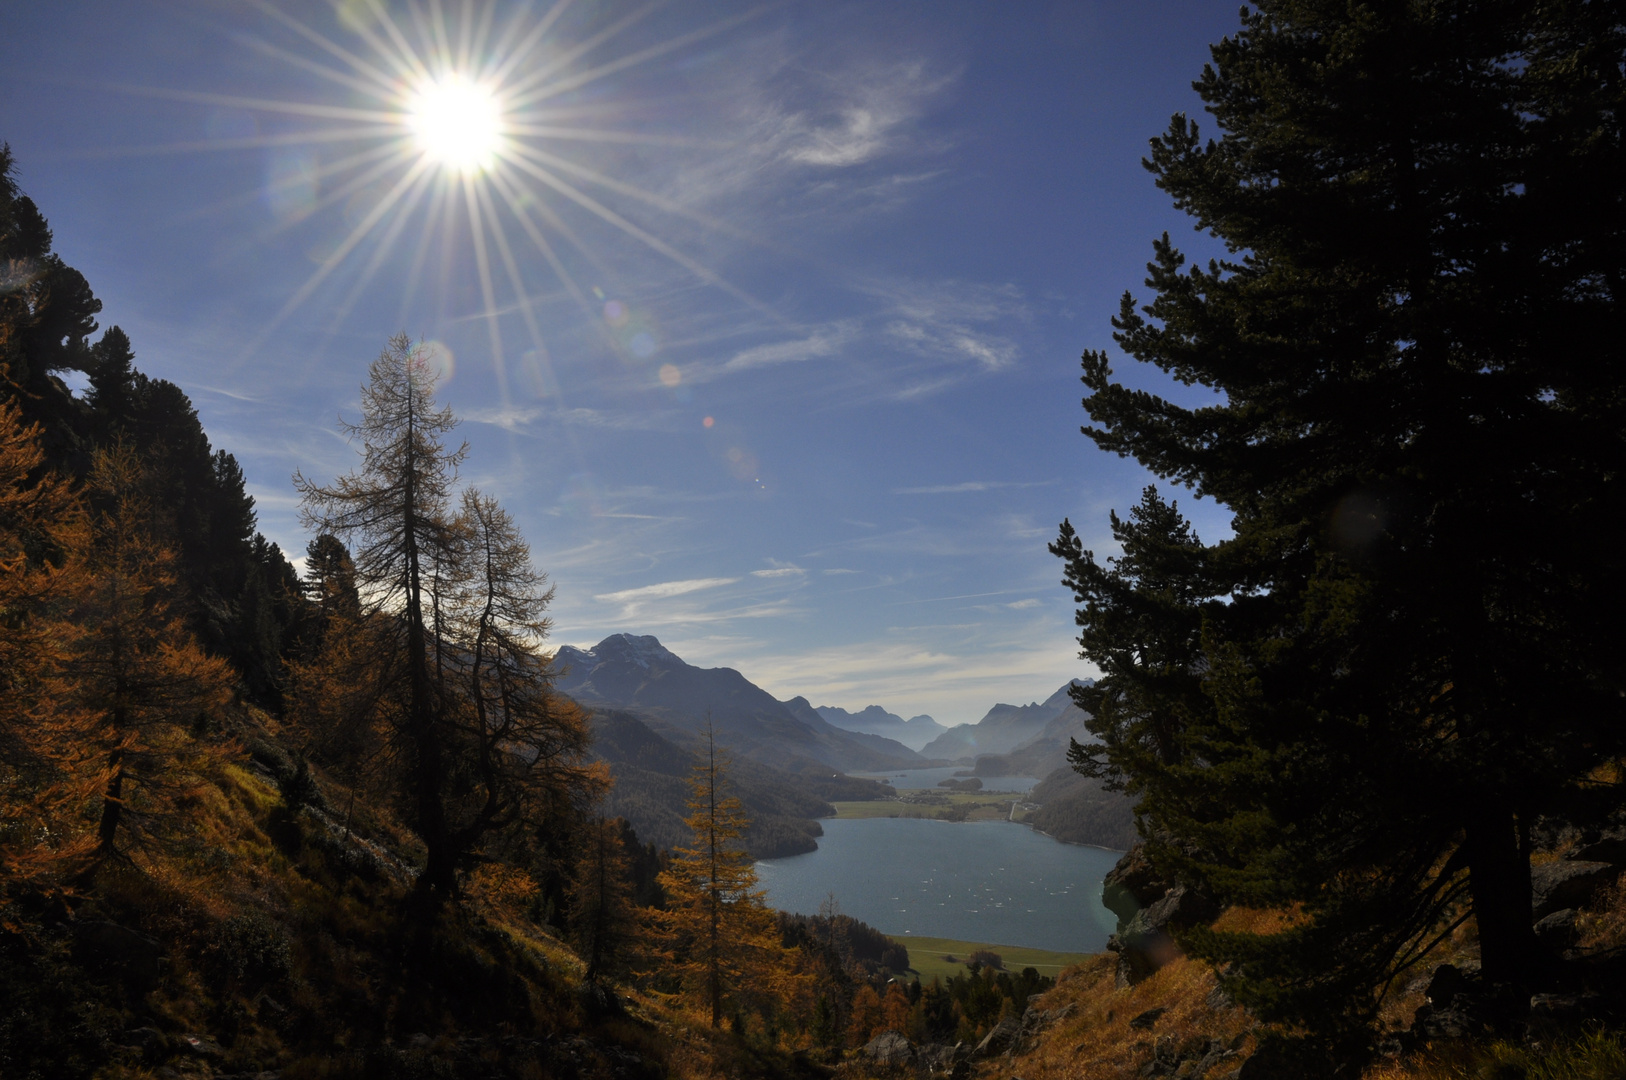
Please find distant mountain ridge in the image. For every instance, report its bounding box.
[553,634,923,775]
[814,704,947,751]
[920,680,1092,766]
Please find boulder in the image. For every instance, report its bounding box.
[1425,963,1471,1008]
[1529,992,1611,1022]
[180,1033,224,1059]
[1568,834,1626,866]
[1112,884,1218,987]
[1531,860,1617,918]
[1129,1006,1167,1030]
[1533,908,1579,947]
[917,1041,970,1077]
[862,1031,915,1068]
[973,1017,1021,1059]
[1142,883,1220,929]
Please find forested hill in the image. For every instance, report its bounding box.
[589,708,888,858]
[0,147,306,706]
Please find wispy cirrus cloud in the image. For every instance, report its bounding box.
[722,323,858,372]
[703,635,1088,725]
[893,479,1055,495]
[594,577,741,606]
[781,61,952,168]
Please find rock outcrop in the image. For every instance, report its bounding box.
[1101,843,1219,986]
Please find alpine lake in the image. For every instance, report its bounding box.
[755,769,1123,959]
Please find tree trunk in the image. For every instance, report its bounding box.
[1463,808,1541,986]
[96,748,124,854]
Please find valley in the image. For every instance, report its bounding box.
[562,632,1134,863]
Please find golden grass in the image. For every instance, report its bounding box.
[1575,871,1626,950]
[1365,1030,1626,1080]
[1002,953,1255,1080]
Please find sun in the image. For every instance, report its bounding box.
[407,74,503,174]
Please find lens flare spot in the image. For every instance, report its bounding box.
[558,472,602,519]
[629,331,657,359]
[603,300,629,327]
[421,341,455,384]
[702,416,715,428]
[408,74,502,173]
[725,446,758,479]
[266,148,317,222]
[659,364,682,387]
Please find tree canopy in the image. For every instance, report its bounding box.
[1054,0,1625,1065]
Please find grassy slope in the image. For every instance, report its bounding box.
[0,707,829,1080]
[887,935,1091,981]
[997,873,1626,1079]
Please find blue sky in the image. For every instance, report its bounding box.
[0,0,1238,724]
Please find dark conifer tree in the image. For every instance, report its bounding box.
[1054,1,1626,1065]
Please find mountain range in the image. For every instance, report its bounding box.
[551,633,1121,855]
[553,634,924,775]
[918,680,1092,769]
[813,704,947,751]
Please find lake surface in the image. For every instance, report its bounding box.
[756,818,1121,953]
[852,766,1040,792]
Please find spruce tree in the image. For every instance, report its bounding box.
[1055,0,1625,1063]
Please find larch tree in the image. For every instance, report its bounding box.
[295,334,468,903]
[656,725,786,1029]
[0,392,94,884]
[69,444,233,869]
[284,534,396,793]
[295,335,598,908]
[569,815,635,984]
[1053,0,1625,1066]
[444,489,602,873]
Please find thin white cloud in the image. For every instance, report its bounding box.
[594,577,740,605]
[461,405,543,431]
[751,567,805,578]
[722,323,857,372]
[1006,598,1042,610]
[893,480,1054,495]
[781,61,954,169]
[884,319,1016,373]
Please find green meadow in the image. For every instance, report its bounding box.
[888,935,1093,982]
[831,791,1030,822]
